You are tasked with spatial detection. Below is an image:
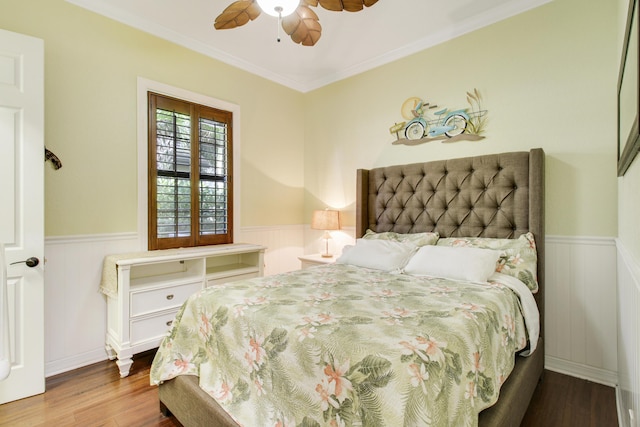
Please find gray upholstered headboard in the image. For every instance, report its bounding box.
[356,148,545,335]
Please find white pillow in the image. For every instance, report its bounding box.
[404,245,502,283]
[336,239,417,271]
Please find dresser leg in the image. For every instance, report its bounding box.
[116,357,133,378]
[105,343,116,361]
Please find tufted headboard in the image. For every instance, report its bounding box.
[356,149,545,335]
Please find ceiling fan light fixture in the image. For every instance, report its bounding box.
[256,0,299,17]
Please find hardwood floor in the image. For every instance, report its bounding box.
[0,351,174,427]
[0,351,618,427]
[521,370,619,427]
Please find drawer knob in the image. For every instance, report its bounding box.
[166,294,174,300]
[166,320,173,327]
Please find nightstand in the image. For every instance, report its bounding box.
[298,253,336,269]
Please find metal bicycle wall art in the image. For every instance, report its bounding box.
[389,89,488,145]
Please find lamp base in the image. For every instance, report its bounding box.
[321,253,333,258]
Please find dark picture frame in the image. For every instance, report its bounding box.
[618,0,640,176]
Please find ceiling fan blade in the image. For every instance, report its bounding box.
[317,0,378,12]
[214,0,261,30]
[282,5,321,46]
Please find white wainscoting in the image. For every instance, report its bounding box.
[43,226,304,377]
[44,231,620,385]
[616,240,640,427]
[544,235,618,386]
[238,225,304,275]
[44,233,140,376]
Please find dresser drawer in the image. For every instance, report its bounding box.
[206,271,259,287]
[130,311,177,345]
[130,281,201,317]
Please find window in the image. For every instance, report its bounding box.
[147,92,233,250]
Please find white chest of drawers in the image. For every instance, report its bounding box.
[104,243,265,377]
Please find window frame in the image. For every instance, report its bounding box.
[137,78,241,251]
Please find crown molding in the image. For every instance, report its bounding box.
[66,0,552,93]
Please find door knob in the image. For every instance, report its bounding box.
[10,257,39,267]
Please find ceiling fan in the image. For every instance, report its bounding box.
[214,0,380,46]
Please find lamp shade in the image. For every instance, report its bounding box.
[256,0,300,17]
[311,209,340,231]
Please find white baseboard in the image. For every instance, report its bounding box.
[617,385,626,427]
[545,355,618,387]
[45,348,109,378]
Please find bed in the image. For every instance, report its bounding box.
[151,148,545,426]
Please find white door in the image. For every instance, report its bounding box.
[0,28,45,404]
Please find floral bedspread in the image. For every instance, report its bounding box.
[150,264,537,427]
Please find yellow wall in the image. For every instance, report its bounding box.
[304,0,619,236]
[0,0,306,235]
[0,0,619,238]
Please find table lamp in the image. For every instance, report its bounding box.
[311,209,340,258]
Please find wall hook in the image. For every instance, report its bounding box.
[45,147,62,170]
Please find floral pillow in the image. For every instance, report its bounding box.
[363,229,439,247]
[436,232,539,293]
